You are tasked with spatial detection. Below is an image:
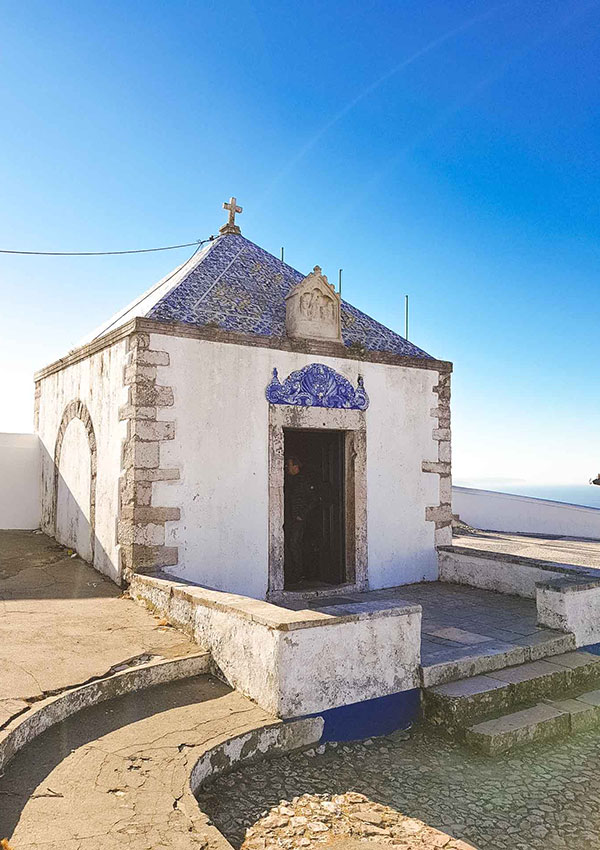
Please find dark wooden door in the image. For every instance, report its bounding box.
[317,432,345,584]
[284,429,346,587]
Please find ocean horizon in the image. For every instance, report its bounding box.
[453,482,600,510]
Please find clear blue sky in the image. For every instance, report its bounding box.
[1,0,598,488]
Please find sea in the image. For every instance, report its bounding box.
[454,483,600,509]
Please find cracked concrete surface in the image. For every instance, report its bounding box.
[0,531,200,727]
[0,674,278,849]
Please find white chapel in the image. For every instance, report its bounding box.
[34,198,452,601]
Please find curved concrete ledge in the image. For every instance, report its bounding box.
[191,715,324,794]
[0,650,209,772]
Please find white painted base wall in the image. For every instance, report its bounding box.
[453,486,600,540]
[0,433,40,529]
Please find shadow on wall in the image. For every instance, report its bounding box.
[28,439,119,595]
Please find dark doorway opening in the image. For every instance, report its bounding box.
[283,429,346,590]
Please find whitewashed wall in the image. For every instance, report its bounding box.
[36,341,128,582]
[153,333,440,597]
[453,485,600,540]
[0,433,40,529]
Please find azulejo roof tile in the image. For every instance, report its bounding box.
[147,234,433,359]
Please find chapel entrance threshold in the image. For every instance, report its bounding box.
[283,429,346,591]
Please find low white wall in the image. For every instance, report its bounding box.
[0,433,40,529]
[439,549,569,599]
[453,486,600,540]
[131,573,421,718]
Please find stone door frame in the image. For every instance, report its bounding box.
[267,404,368,600]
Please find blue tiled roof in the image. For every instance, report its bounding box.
[148,234,433,359]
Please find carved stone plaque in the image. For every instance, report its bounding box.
[285,266,342,342]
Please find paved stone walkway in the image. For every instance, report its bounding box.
[0,675,277,849]
[453,529,600,571]
[0,531,199,727]
[198,726,600,850]
[284,579,567,671]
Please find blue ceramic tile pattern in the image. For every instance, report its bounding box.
[265,364,370,410]
[148,234,433,359]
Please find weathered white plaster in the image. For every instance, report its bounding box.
[152,333,440,596]
[439,549,566,598]
[453,486,600,540]
[0,433,40,529]
[131,573,422,718]
[36,340,128,582]
[537,582,600,647]
[190,717,324,792]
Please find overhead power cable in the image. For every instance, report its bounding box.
[90,240,210,341]
[0,236,216,256]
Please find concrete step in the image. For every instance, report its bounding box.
[420,628,576,688]
[465,689,600,755]
[423,649,600,735]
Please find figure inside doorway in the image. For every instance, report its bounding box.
[284,455,319,585]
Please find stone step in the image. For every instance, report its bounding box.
[420,629,576,688]
[465,689,600,755]
[423,650,600,735]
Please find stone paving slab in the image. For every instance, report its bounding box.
[0,531,200,725]
[465,703,570,755]
[0,674,277,849]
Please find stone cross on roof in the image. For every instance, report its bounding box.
[219,196,243,235]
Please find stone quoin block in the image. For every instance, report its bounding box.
[422,460,451,475]
[124,363,158,384]
[133,349,170,366]
[128,384,174,408]
[130,420,176,442]
[438,440,451,463]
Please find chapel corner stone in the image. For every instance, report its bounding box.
[285,265,342,343]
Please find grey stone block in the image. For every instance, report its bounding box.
[465,703,570,755]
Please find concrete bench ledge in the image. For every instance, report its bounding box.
[134,573,421,632]
[536,575,600,593]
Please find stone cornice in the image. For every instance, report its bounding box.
[35,316,453,381]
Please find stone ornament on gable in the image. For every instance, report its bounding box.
[265,363,369,410]
[285,265,342,342]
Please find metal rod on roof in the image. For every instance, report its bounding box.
[281,247,285,262]
[338,269,342,296]
[405,294,409,340]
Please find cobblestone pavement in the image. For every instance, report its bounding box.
[197,726,600,850]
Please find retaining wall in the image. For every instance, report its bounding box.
[0,433,40,530]
[453,486,600,539]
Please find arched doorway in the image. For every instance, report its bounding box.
[53,400,97,564]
